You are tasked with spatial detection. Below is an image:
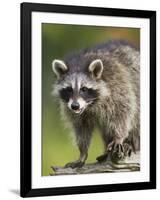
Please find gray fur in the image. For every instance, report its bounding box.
[52,40,140,167]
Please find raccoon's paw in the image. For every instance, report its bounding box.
[111,145,125,163]
[96,153,109,163]
[107,141,125,163]
[65,161,84,168]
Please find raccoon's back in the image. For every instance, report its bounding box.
[64,40,139,75]
[83,41,140,94]
[85,40,139,72]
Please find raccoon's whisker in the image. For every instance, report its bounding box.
[86,99,98,105]
[87,97,98,102]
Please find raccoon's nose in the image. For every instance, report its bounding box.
[71,102,80,110]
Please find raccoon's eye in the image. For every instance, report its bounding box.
[66,87,73,92]
[81,87,88,92]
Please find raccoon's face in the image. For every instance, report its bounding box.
[52,59,104,115]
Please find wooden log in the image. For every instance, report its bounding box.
[50,151,140,175]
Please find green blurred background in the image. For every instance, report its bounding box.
[42,23,140,176]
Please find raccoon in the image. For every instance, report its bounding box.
[52,40,140,168]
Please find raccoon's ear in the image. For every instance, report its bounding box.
[88,59,103,79]
[52,59,68,79]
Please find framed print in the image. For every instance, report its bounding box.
[20,2,156,198]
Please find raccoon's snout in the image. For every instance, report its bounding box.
[68,98,86,114]
[71,102,80,110]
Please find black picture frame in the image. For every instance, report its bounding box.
[20,2,156,198]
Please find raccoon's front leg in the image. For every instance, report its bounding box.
[107,126,129,162]
[65,124,93,168]
[96,127,112,162]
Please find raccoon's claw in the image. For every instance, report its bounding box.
[96,153,109,163]
[123,143,133,157]
[65,161,84,168]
